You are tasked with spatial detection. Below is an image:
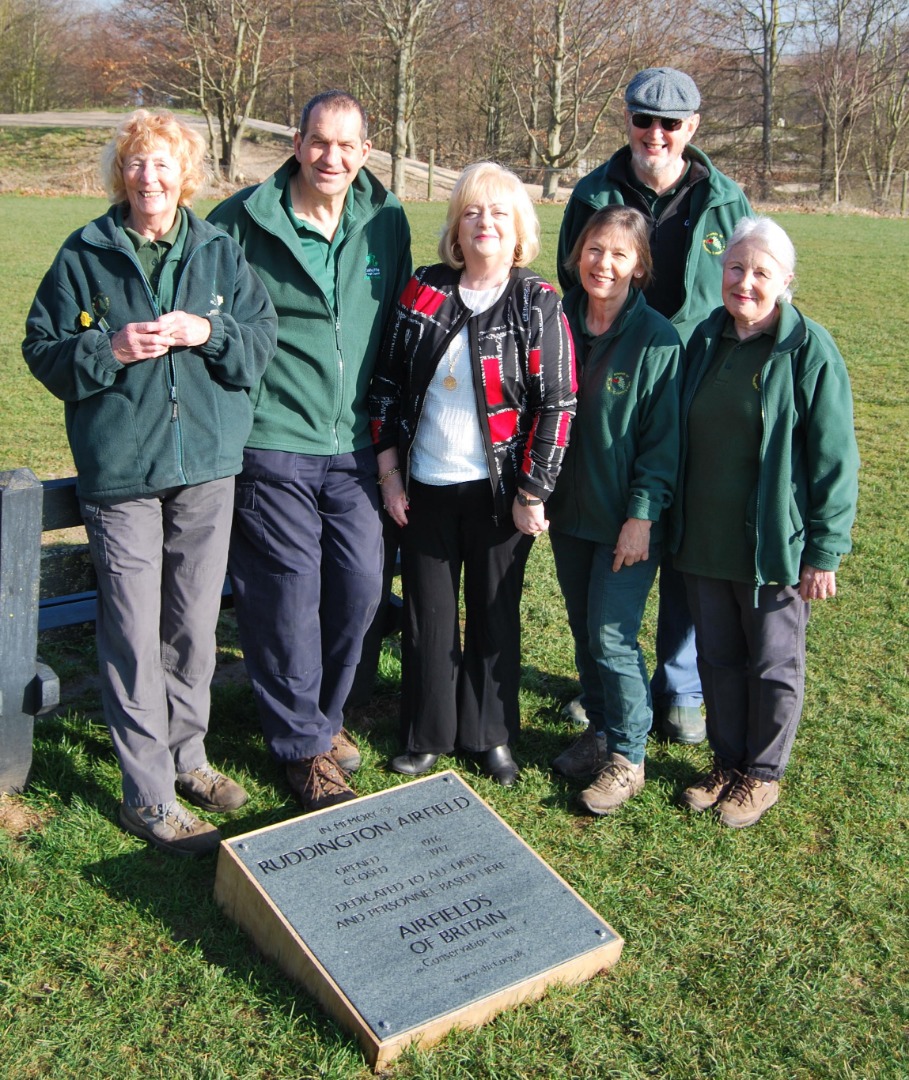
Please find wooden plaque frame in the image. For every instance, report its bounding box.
[214,772,623,1070]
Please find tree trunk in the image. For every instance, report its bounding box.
[542,166,562,199]
[390,40,410,197]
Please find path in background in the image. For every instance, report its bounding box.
[0,111,571,201]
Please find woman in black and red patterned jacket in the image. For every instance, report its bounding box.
[369,162,576,786]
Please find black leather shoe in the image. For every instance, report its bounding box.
[390,752,439,776]
[476,744,520,787]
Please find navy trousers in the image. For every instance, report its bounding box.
[229,447,384,762]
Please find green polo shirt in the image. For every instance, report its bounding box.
[676,317,773,583]
[282,181,353,312]
[118,205,187,311]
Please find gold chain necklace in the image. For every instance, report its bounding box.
[442,335,466,391]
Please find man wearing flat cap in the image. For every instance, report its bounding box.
[555,67,752,754]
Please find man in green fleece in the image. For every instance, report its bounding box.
[557,67,753,749]
[209,90,412,812]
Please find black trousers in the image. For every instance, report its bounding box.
[399,479,533,755]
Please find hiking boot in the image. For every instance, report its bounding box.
[656,705,706,745]
[578,753,645,816]
[286,753,357,813]
[331,728,362,773]
[552,724,609,778]
[176,764,249,813]
[119,800,221,856]
[715,772,780,828]
[680,760,735,812]
[560,696,590,729]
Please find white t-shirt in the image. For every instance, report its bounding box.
[410,280,509,486]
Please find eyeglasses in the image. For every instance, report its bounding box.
[631,113,685,132]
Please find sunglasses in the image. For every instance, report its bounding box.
[631,113,685,132]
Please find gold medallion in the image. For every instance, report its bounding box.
[443,375,457,390]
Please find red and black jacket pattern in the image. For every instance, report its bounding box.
[369,263,577,523]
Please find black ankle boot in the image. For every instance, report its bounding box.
[476,744,519,787]
[390,752,439,776]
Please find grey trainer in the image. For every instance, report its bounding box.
[552,724,608,778]
[176,764,249,813]
[119,800,221,856]
[578,753,645,816]
[657,705,706,745]
[560,696,590,728]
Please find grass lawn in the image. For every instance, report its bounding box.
[1,193,908,1079]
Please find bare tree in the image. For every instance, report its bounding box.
[339,0,443,196]
[508,0,640,199]
[119,0,284,182]
[696,0,802,197]
[806,0,907,201]
[0,0,72,110]
[859,21,909,206]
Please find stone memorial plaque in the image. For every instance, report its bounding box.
[214,771,622,1069]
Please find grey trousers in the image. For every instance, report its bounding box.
[684,574,808,782]
[81,478,234,806]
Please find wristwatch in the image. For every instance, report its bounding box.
[516,491,543,507]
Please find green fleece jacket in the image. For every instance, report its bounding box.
[208,158,412,455]
[22,207,277,502]
[673,302,859,585]
[547,288,682,546]
[557,146,753,343]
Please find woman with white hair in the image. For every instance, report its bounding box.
[673,216,859,827]
[370,162,576,785]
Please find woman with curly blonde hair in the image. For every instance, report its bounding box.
[24,110,277,854]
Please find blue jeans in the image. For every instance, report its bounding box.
[650,556,703,710]
[229,447,383,762]
[551,531,660,765]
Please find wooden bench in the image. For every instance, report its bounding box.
[0,468,400,794]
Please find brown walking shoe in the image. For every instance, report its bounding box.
[176,764,249,813]
[286,753,357,813]
[119,800,221,856]
[680,759,735,812]
[552,724,609,779]
[331,728,362,772]
[578,752,645,816]
[715,772,780,828]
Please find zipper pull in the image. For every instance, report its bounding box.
[170,386,178,422]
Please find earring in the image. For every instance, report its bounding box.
[513,242,523,263]
[453,240,463,262]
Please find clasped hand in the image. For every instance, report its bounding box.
[110,311,211,364]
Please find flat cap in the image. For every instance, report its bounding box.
[625,67,701,119]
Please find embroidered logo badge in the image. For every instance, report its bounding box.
[91,293,111,332]
[365,253,382,279]
[607,373,631,395]
[703,232,726,256]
